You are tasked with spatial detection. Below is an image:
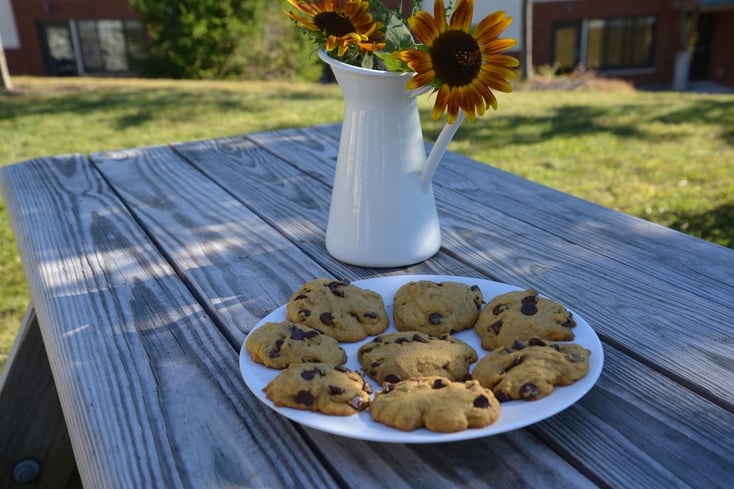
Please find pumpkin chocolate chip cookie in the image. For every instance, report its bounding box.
[472,338,591,402]
[357,331,477,385]
[245,320,347,369]
[474,289,576,350]
[263,362,372,416]
[370,376,500,432]
[286,278,389,342]
[393,280,484,336]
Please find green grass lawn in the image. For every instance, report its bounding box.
[1,76,733,372]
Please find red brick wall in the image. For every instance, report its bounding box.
[708,11,734,88]
[6,0,139,76]
[532,0,683,88]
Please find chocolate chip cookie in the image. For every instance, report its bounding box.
[370,376,500,432]
[286,278,389,342]
[263,362,371,416]
[357,331,477,385]
[245,320,347,369]
[393,280,484,336]
[474,289,576,350]
[471,338,591,402]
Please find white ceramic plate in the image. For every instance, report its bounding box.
[239,275,604,443]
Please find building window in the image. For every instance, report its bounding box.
[552,16,656,73]
[586,17,656,71]
[40,19,145,76]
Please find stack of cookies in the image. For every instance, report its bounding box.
[245,277,592,433]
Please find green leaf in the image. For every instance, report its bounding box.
[383,13,416,53]
[375,52,411,72]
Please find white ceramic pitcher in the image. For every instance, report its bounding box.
[320,51,463,268]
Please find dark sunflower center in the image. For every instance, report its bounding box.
[432,31,481,86]
[314,12,356,37]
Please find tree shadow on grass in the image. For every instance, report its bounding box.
[0,86,343,132]
[665,202,734,249]
[424,97,734,149]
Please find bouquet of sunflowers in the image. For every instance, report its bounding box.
[285,0,519,123]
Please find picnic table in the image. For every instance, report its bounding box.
[0,124,732,488]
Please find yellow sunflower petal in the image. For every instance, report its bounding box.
[483,54,521,68]
[450,0,475,32]
[408,11,441,46]
[407,71,435,90]
[432,0,447,33]
[485,38,518,54]
[474,11,512,41]
[433,84,451,120]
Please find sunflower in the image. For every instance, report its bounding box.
[393,0,519,123]
[285,0,386,59]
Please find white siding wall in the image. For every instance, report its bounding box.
[0,0,19,48]
[420,0,523,49]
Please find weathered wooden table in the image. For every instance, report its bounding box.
[1,124,732,488]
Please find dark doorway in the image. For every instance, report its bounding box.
[690,13,714,81]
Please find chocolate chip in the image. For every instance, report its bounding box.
[395,337,408,344]
[294,294,308,300]
[363,312,378,319]
[562,315,577,328]
[268,349,280,359]
[528,337,546,346]
[298,308,311,318]
[290,326,305,340]
[295,390,314,406]
[303,329,319,339]
[519,383,540,399]
[334,365,348,373]
[491,319,503,335]
[520,295,538,315]
[370,361,381,368]
[319,312,334,325]
[383,383,396,393]
[569,352,584,363]
[384,374,401,383]
[492,304,508,315]
[494,390,511,403]
[512,340,526,350]
[413,334,428,343]
[432,379,446,389]
[361,347,374,354]
[300,368,321,380]
[328,385,345,395]
[428,312,444,324]
[473,395,491,408]
[326,281,345,297]
[349,395,365,410]
[471,285,480,292]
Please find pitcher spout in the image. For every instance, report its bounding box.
[420,111,466,189]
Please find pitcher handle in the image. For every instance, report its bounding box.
[420,111,466,190]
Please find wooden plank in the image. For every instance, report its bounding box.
[161,134,734,487]
[0,307,76,489]
[0,156,343,489]
[89,141,600,486]
[247,127,734,410]
[90,143,481,349]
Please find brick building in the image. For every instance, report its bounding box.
[2,0,734,90]
[1,0,143,77]
[531,0,734,90]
